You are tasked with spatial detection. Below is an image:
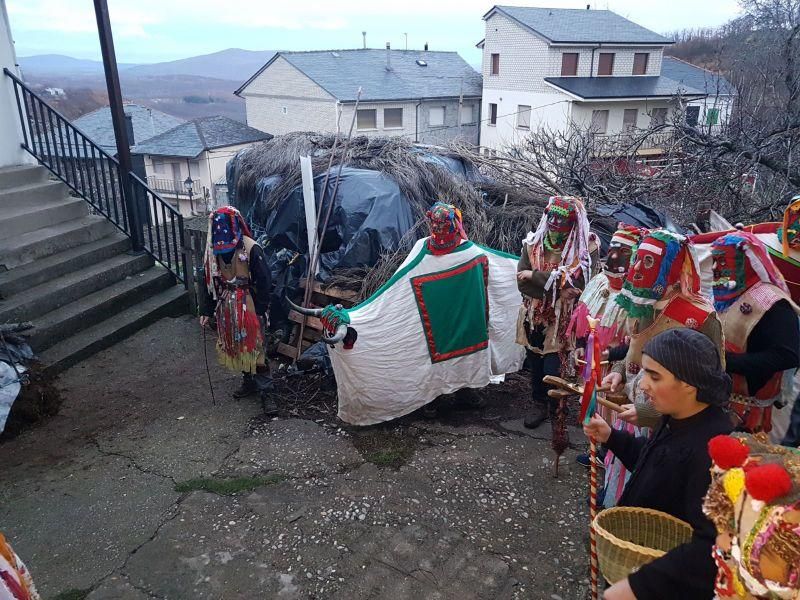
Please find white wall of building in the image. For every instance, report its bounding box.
[0,0,34,168]
[570,99,677,134]
[480,89,573,150]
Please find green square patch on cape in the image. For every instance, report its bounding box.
[411,256,490,363]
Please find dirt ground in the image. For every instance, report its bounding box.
[0,315,593,600]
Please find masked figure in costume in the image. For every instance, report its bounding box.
[711,232,800,434]
[199,206,276,414]
[605,230,724,429]
[291,200,525,425]
[516,196,597,430]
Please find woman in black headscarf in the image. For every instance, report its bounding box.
[583,327,733,600]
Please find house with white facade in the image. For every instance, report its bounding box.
[131,115,271,216]
[478,6,733,152]
[235,48,483,145]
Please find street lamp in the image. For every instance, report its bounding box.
[184,176,194,215]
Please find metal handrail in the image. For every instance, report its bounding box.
[4,67,185,284]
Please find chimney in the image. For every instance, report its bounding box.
[386,42,392,70]
[586,3,590,8]
[362,31,367,49]
[424,42,428,51]
[124,113,135,145]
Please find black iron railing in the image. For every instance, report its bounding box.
[146,176,201,196]
[4,68,185,285]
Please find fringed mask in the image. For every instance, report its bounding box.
[426,201,467,255]
[606,223,646,289]
[779,194,800,254]
[544,196,577,250]
[616,230,697,321]
[211,206,251,255]
[712,232,789,312]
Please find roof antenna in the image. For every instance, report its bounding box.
[362,31,367,49]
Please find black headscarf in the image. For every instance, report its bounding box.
[642,328,731,407]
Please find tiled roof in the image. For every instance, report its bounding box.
[131,115,271,158]
[237,49,482,102]
[544,58,734,100]
[486,6,672,45]
[73,104,184,155]
[661,57,735,97]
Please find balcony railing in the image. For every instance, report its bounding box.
[5,68,186,285]
[146,176,202,196]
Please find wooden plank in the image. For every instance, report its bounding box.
[300,280,358,303]
[277,340,312,360]
[288,309,323,331]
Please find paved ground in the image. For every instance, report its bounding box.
[0,316,592,600]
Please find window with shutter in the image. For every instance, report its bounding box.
[384,108,403,128]
[623,109,638,130]
[489,103,498,125]
[561,53,579,76]
[633,53,649,75]
[429,106,445,127]
[357,109,377,130]
[491,53,500,75]
[650,107,668,126]
[598,53,615,76]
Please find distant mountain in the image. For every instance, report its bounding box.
[18,54,137,77]
[123,48,275,82]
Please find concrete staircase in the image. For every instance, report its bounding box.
[0,164,187,374]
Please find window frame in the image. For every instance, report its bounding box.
[489,103,498,126]
[517,105,531,129]
[686,105,701,126]
[561,52,579,76]
[429,106,446,127]
[490,53,500,76]
[633,53,649,75]
[383,107,403,129]
[650,107,668,127]
[590,109,609,134]
[598,52,615,76]
[356,108,378,130]
[623,108,638,130]
[460,104,476,125]
[705,107,720,126]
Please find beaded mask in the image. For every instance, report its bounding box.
[211,206,251,255]
[606,224,647,290]
[712,232,788,312]
[426,201,467,255]
[615,230,699,321]
[544,196,578,250]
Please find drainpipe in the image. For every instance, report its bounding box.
[589,44,601,77]
[415,99,422,143]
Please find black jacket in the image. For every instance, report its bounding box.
[199,242,272,317]
[605,405,733,599]
[725,299,799,395]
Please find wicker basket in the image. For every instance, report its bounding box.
[593,506,693,584]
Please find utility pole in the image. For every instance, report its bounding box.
[94,0,143,251]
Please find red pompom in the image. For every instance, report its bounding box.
[708,435,750,469]
[744,464,793,503]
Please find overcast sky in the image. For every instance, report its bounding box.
[7,0,742,65]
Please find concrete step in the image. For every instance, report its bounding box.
[0,234,131,299]
[0,252,153,323]
[0,196,88,239]
[0,180,67,208]
[40,285,188,375]
[0,164,48,188]
[0,215,117,270]
[29,267,176,351]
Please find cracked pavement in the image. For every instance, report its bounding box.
[0,316,591,599]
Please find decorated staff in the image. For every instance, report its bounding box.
[516,196,598,435]
[580,316,604,600]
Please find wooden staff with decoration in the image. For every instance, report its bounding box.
[580,316,603,600]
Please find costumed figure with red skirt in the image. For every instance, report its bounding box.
[516,196,598,457]
[198,206,276,414]
[711,232,800,434]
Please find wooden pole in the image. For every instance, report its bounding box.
[589,436,600,600]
